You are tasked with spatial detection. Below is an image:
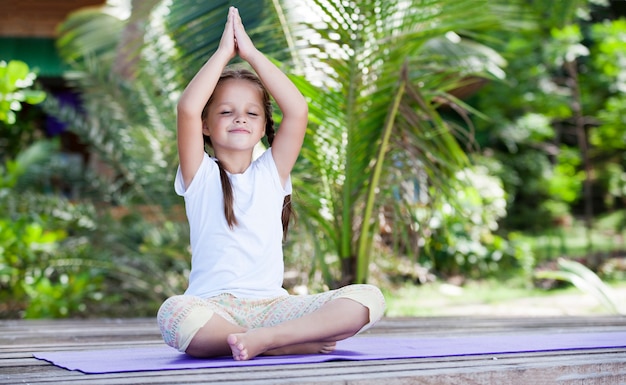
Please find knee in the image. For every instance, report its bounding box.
[157,295,215,352]
[360,284,386,323]
[338,284,386,325]
[157,295,186,350]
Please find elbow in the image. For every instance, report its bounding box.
[282,102,308,125]
[297,100,309,121]
[177,96,205,120]
[177,102,196,119]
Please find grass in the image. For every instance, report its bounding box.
[381,211,626,317]
[382,279,529,317]
[379,211,626,318]
[382,211,626,318]
[383,279,626,317]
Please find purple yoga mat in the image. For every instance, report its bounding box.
[33,332,626,374]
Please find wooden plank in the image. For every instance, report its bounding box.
[0,316,625,385]
[3,351,626,385]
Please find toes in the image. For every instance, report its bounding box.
[321,342,337,354]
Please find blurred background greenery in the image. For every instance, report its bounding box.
[1,0,624,319]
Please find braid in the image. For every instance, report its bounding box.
[216,160,237,229]
[265,114,294,241]
[265,112,275,146]
[202,68,294,239]
[281,194,293,241]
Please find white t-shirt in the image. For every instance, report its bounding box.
[175,149,291,299]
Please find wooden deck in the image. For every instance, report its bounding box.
[1,315,625,384]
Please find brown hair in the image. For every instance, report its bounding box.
[201,68,293,240]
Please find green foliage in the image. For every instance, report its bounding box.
[0,141,99,318]
[470,12,581,230]
[63,210,191,317]
[22,273,103,318]
[0,151,190,318]
[0,142,75,316]
[0,60,46,125]
[590,30,626,152]
[599,163,626,209]
[593,96,626,150]
[0,1,197,319]
[548,147,584,203]
[153,0,529,286]
[546,24,588,67]
[0,98,97,318]
[0,60,47,164]
[10,0,625,319]
[50,0,535,292]
[590,19,626,92]
[166,0,276,80]
[0,183,102,318]
[471,1,626,238]
[0,217,65,315]
[0,58,188,319]
[41,2,180,207]
[585,18,626,211]
[417,166,533,278]
[267,0,526,284]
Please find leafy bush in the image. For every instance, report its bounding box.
[0,60,46,125]
[419,166,534,279]
[0,184,190,318]
[0,136,190,318]
[0,187,101,318]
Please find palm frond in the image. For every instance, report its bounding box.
[159,0,524,284]
[268,0,521,284]
[48,4,179,208]
[165,1,283,80]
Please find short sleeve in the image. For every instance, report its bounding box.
[174,153,216,196]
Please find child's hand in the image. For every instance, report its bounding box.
[232,8,258,61]
[217,7,237,60]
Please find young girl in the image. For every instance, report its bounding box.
[157,6,385,361]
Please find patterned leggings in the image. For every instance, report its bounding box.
[157,284,386,352]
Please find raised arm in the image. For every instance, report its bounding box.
[232,8,308,184]
[177,8,237,188]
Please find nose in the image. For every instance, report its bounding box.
[234,113,247,124]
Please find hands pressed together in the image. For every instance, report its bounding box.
[219,7,258,63]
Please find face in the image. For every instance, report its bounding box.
[203,79,266,154]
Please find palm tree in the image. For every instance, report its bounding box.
[238,0,517,285]
[49,0,177,207]
[42,0,192,308]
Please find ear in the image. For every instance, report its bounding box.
[202,122,210,136]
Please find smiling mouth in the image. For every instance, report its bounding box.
[229,127,250,133]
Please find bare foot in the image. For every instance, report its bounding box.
[227,331,269,361]
[266,341,337,356]
[227,331,336,361]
